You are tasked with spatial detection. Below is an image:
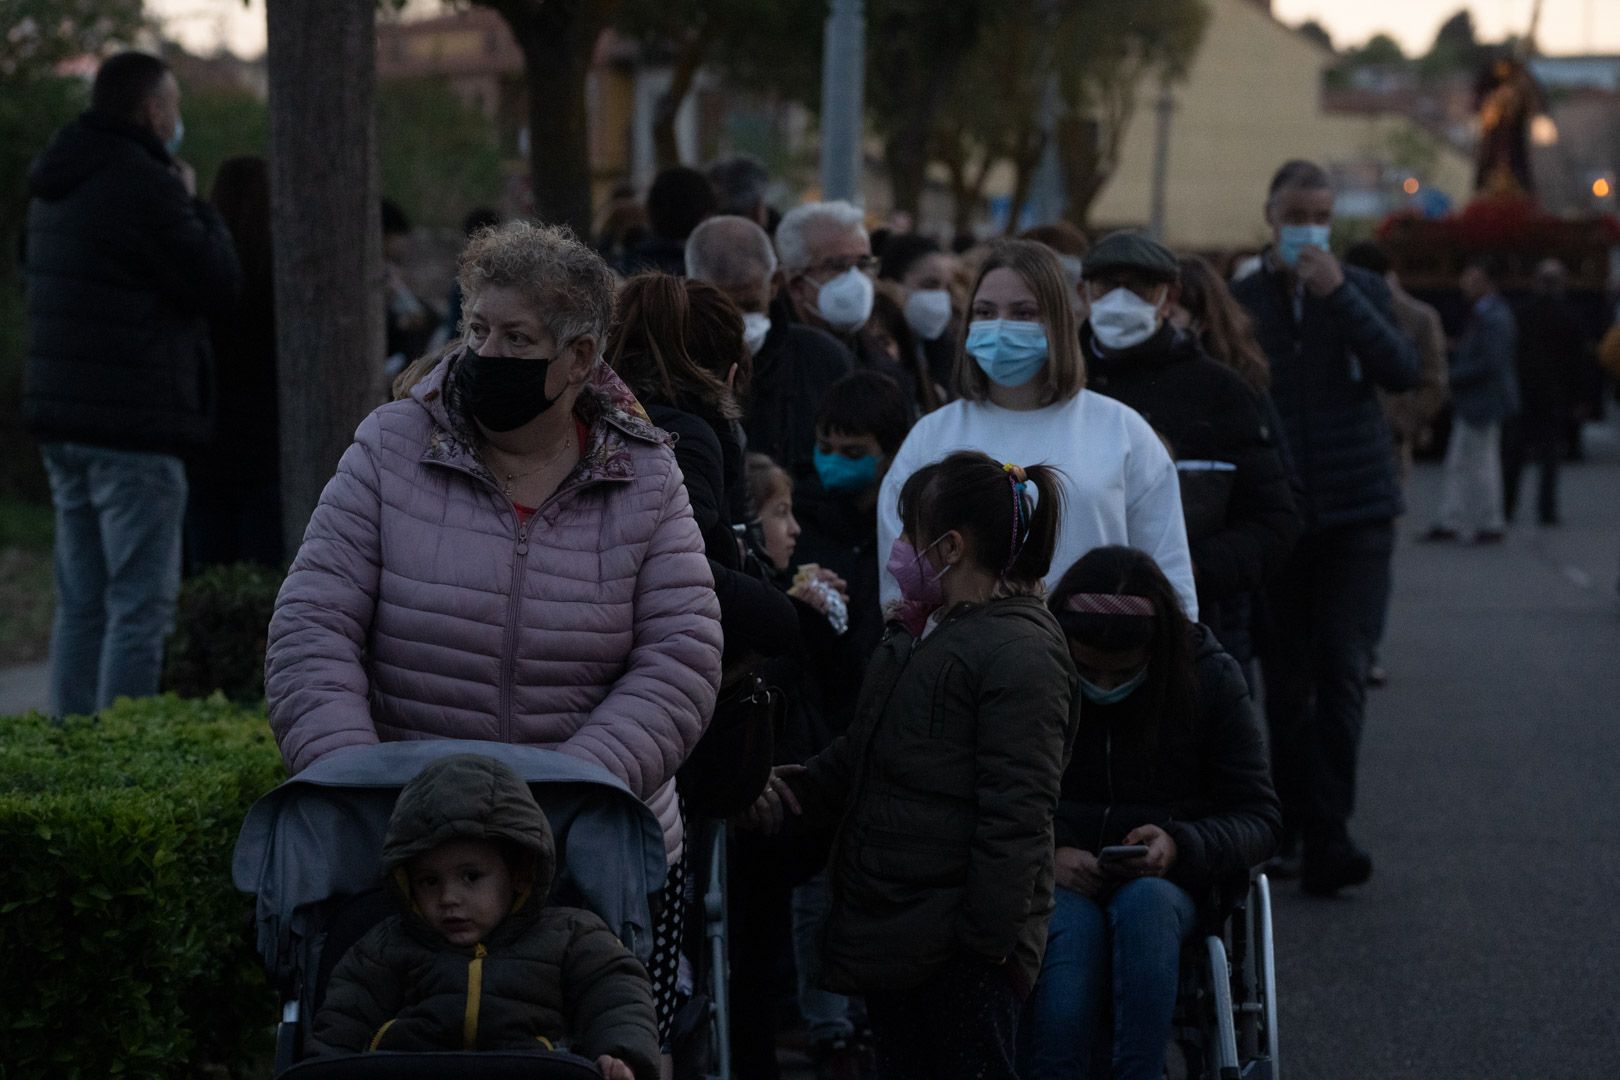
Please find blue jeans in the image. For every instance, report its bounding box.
[792,871,858,1043]
[41,443,186,717]
[1020,878,1198,1080]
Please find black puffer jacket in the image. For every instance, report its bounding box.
[789,597,1080,997]
[1085,323,1300,643]
[310,755,660,1077]
[647,401,796,663]
[24,111,241,452]
[1053,627,1281,898]
[1230,260,1418,531]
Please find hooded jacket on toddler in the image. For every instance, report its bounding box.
[309,754,660,1079]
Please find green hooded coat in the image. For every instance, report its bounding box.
[309,754,660,1078]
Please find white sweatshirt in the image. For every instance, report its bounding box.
[877,390,1199,618]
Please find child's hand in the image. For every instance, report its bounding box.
[596,1054,634,1080]
[736,764,805,834]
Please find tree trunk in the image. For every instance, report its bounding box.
[266,0,385,560]
[1055,113,1108,229]
[652,31,707,170]
[886,128,930,218]
[485,1,617,237]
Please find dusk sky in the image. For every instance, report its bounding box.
[147,0,1617,60]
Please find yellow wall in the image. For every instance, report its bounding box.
[1089,0,1472,249]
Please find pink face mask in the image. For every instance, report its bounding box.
[886,535,950,607]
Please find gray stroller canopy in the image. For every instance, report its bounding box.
[232,739,668,990]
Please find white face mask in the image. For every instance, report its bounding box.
[1089,286,1165,351]
[815,267,875,334]
[903,289,953,341]
[742,311,771,356]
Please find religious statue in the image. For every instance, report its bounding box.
[1473,56,1542,197]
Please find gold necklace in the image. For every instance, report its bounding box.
[485,432,574,498]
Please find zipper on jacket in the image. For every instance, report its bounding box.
[463,943,487,1049]
[496,516,530,744]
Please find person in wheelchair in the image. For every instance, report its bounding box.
[308,754,660,1080]
[1020,546,1281,1080]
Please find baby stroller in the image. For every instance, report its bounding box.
[232,739,668,1078]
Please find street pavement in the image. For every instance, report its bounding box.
[1270,421,1620,1078]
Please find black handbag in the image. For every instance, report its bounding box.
[676,673,785,819]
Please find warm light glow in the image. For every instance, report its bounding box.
[1596,178,1613,199]
[1531,115,1560,147]
[1402,177,1421,195]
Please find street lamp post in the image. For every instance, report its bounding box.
[1148,83,1175,241]
[820,0,865,205]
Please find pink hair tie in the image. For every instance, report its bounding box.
[1064,593,1154,617]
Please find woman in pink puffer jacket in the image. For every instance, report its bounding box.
[265,221,721,1050]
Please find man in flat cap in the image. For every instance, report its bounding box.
[1080,230,1299,684]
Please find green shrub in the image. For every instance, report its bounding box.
[0,696,285,1079]
[163,564,285,704]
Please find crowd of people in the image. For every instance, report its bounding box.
[19,50,1616,1080]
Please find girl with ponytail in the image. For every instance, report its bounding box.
[744,450,1082,1079]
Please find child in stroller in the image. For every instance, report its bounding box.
[306,754,659,1079]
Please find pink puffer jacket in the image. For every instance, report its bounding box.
[266,356,722,860]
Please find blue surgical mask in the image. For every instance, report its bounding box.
[814,447,878,492]
[165,116,185,157]
[1079,666,1149,705]
[1277,224,1331,268]
[966,319,1049,388]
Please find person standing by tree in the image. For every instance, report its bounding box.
[1230,160,1418,896]
[23,51,241,717]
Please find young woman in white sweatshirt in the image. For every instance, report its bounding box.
[877,239,1198,617]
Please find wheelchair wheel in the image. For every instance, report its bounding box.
[1255,874,1280,1078]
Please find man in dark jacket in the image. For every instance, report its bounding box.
[1426,258,1520,543]
[1504,258,1585,526]
[619,165,715,277]
[23,52,241,718]
[685,215,854,498]
[1230,160,1419,896]
[1080,231,1300,663]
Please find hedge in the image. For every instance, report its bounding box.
[163,563,285,704]
[0,696,285,1078]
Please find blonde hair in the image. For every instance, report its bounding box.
[956,239,1084,405]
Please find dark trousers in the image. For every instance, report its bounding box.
[1501,413,1561,524]
[865,957,1021,1080]
[1261,520,1394,845]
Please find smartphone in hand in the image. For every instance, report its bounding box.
[1098,844,1150,863]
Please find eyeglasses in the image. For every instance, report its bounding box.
[804,254,880,279]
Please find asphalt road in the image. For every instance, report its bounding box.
[1270,422,1620,1079]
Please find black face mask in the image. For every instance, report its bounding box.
[457,345,561,432]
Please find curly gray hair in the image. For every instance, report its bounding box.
[456,220,616,345]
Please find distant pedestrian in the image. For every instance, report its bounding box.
[706,155,772,228]
[620,166,716,277]
[23,51,241,716]
[776,201,920,407]
[878,238,1199,618]
[1343,241,1449,486]
[185,155,282,572]
[686,215,853,497]
[1505,259,1586,526]
[1230,159,1419,895]
[1426,258,1519,544]
[878,233,960,397]
[382,198,435,375]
